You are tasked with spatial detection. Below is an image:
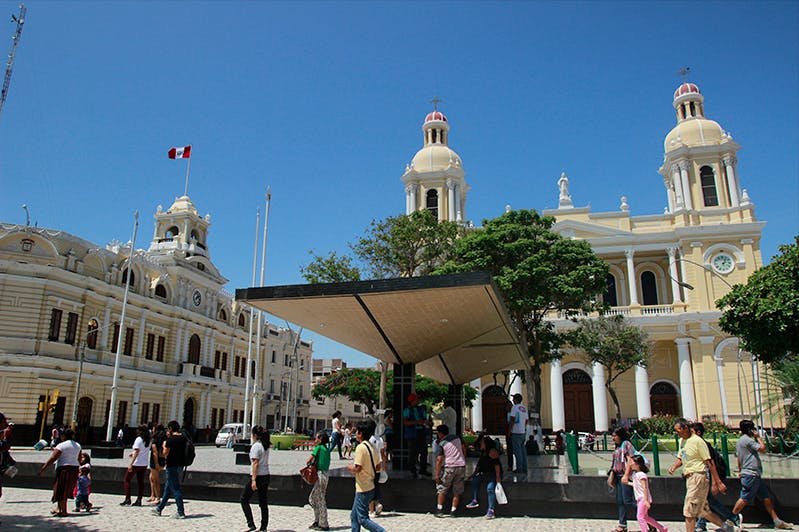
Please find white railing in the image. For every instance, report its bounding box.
[640,305,674,315]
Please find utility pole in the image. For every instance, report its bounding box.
[0,3,26,119]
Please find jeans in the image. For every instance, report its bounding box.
[470,472,497,510]
[240,474,270,530]
[350,489,386,532]
[156,466,184,516]
[615,474,635,527]
[407,432,428,475]
[330,431,343,458]
[511,433,527,472]
[697,490,736,529]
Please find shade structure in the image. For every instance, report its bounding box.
[236,272,528,385]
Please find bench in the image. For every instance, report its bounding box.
[292,439,315,451]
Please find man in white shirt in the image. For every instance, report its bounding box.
[508,393,527,473]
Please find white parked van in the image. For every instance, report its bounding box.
[215,423,244,447]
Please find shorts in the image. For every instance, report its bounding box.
[683,474,711,518]
[436,466,465,496]
[740,475,770,503]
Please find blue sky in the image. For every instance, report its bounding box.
[1,1,797,367]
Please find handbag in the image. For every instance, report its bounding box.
[300,464,318,485]
[379,469,388,484]
[362,442,382,500]
[494,482,508,505]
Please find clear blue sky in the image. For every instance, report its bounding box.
[1,1,797,367]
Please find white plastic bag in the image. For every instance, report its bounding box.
[494,482,508,505]
[379,469,388,484]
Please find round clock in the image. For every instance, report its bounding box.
[192,289,202,307]
[711,253,735,274]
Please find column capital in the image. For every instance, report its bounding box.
[674,337,692,346]
[670,163,681,175]
[678,160,690,172]
[445,178,456,190]
[722,154,737,166]
[666,246,678,258]
[624,248,635,259]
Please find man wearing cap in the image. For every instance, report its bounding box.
[402,393,430,478]
[508,393,527,473]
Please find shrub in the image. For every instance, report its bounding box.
[700,420,731,434]
[632,414,678,438]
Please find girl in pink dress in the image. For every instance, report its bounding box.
[622,454,668,532]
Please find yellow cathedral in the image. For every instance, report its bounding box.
[402,83,778,434]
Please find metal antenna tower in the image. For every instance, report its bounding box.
[0,3,26,119]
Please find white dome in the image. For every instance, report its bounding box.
[410,145,462,173]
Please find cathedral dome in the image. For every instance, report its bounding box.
[664,118,726,151]
[425,111,447,123]
[674,82,700,100]
[410,144,462,173]
[166,195,199,215]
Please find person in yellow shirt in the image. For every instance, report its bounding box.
[668,418,732,532]
[346,421,386,532]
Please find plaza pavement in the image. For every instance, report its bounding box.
[0,486,686,531]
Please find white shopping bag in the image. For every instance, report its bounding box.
[494,482,508,505]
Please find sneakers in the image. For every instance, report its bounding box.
[485,509,495,519]
[375,502,383,516]
[466,500,479,509]
[775,520,794,530]
[171,513,186,519]
[434,511,450,518]
[150,508,162,516]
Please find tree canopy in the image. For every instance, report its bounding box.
[436,209,609,420]
[566,315,649,423]
[718,237,799,364]
[300,250,361,283]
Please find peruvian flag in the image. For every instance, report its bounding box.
[168,145,191,159]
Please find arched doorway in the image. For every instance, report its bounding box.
[563,369,595,433]
[183,398,195,432]
[650,382,679,416]
[481,385,509,435]
[76,397,93,444]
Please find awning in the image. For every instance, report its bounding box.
[235,272,528,385]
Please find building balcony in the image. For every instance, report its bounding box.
[551,303,686,321]
[179,362,223,380]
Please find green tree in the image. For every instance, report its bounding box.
[566,315,649,424]
[770,357,799,434]
[300,250,361,283]
[436,209,608,424]
[718,237,799,364]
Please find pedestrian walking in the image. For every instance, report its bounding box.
[402,393,431,478]
[433,424,467,518]
[622,454,668,532]
[730,420,793,530]
[343,423,353,459]
[121,424,150,506]
[668,418,732,532]
[308,431,331,531]
[368,431,386,517]
[609,427,637,532]
[330,411,344,459]
[148,424,166,503]
[382,409,394,463]
[151,420,187,519]
[38,428,81,517]
[74,453,92,512]
[691,423,739,531]
[347,420,386,532]
[240,425,271,532]
[508,393,527,473]
[0,412,16,498]
[465,434,503,519]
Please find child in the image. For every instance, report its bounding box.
[343,423,353,459]
[75,452,92,512]
[622,454,667,532]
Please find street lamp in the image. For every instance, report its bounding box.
[70,321,117,432]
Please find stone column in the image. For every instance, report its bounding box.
[405,184,412,214]
[671,164,685,209]
[446,179,456,221]
[723,155,740,207]
[635,365,651,419]
[550,359,565,432]
[177,389,186,426]
[131,384,142,426]
[174,323,185,363]
[625,249,639,306]
[667,247,683,303]
[391,362,416,473]
[470,379,483,432]
[169,387,178,422]
[102,304,112,349]
[226,393,233,425]
[136,313,146,357]
[714,345,730,425]
[679,161,693,210]
[592,363,609,432]
[455,184,462,222]
[409,184,418,215]
[675,338,697,420]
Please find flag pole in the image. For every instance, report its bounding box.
[183,145,192,196]
[251,186,271,430]
[244,207,260,437]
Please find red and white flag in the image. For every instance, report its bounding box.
[168,145,191,159]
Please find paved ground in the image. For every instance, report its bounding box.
[0,486,687,531]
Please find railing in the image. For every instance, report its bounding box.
[199,366,215,378]
[640,305,674,315]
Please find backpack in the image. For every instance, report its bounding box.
[706,442,727,481]
[182,431,196,466]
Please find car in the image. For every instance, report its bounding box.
[578,432,596,450]
[215,423,245,447]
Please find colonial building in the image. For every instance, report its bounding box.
[0,195,311,444]
[307,358,372,435]
[403,82,780,433]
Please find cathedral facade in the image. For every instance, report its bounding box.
[402,83,779,433]
[0,195,312,443]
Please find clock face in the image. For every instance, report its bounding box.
[192,289,202,306]
[711,253,735,274]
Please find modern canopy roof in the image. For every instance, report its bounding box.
[235,271,528,385]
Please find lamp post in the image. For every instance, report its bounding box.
[70,321,119,432]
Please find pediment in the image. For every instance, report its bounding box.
[552,219,631,238]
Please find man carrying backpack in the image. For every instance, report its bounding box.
[692,423,739,532]
[152,420,188,519]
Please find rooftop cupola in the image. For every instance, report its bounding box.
[673,82,705,121]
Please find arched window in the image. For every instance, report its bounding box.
[426,189,439,219]
[154,284,167,298]
[218,308,227,322]
[640,271,658,305]
[121,268,135,289]
[165,226,179,240]
[187,334,201,364]
[700,166,719,207]
[604,274,618,307]
[86,319,99,349]
[238,313,246,328]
